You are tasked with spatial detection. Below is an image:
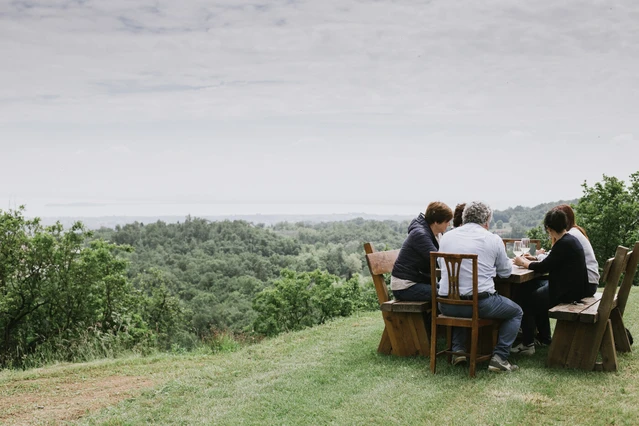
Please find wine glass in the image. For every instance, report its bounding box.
[513,241,523,258]
[521,238,530,255]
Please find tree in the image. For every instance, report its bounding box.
[252,269,355,336]
[575,172,639,270]
[0,207,139,367]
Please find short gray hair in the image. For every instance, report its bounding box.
[462,201,492,226]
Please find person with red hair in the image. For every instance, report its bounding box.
[533,204,599,296]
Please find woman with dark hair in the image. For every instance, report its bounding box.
[390,201,453,301]
[452,203,466,228]
[533,204,599,296]
[511,208,590,355]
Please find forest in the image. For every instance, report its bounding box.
[1,172,638,369]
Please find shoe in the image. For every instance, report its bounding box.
[511,342,535,355]
[535,336,552,346]
[510,342,535,355]
[488,355,519,372]
[452,355,467,366]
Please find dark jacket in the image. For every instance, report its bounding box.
[528,233,590,304]
[391,213,439,284]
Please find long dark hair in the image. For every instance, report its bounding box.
[555,204,588,240]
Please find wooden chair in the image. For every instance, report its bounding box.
[609,241,639,352]
[364,243,430,357]
[429,252,499,377]
[502,238,542,250]
[547,245,629,371]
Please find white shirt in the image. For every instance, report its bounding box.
[438,223,513,296]
[537,228,599,284]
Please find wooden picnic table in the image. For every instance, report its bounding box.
[494,262,546,299]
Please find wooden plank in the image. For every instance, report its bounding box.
[566,322,598,369]
[548,302,590,321]
[578,246,629,370]
[377,327,392,355]
[617,242,639,316]
[395,313,419,356]
[578,301,600,323]
[600,320,618,372]
[609,308,631,353]
[547,320,578,368]
[380,301,395,312]
[549,295,601,320]
[390,301,430,313]
[366,249,400,276]
[407,313,430,356]
[382,311,409,356]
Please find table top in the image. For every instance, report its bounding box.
[495,262,545,284]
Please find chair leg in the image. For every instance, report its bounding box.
[430,319,438,374]
[446,326,453,364]
[469,325,479,378]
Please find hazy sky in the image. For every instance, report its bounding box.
[2,0,638,217]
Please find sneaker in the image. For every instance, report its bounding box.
[452,355,467,366]
[510,342,535,355]
[488,355,519,372]
[534,336,552,346]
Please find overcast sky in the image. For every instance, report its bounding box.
[1,0,638,217]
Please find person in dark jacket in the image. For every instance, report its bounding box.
[391,201,453,301]
[511,208,590,355]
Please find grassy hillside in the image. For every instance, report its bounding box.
[2,289,638,425]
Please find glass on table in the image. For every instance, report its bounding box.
[521,238,530,255]
[513,241,523,258]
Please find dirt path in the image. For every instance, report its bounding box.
[0,375,155,425]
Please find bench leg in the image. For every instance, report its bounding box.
[382,311,409,356]
[599,320,618,372]
[609,308,631,353]
[378,327,392,355]
[407,313,430,356]
[547,320,577,368]
[382,311,430,357]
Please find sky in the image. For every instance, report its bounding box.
[1,0,638,218]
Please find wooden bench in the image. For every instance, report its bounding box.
[609,242,639,352]
[364,243,431,357]
[547,245,630,371]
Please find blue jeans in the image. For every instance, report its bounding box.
[439,293,523,360]
[392,283,432,301]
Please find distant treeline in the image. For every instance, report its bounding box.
[4,172,638,369]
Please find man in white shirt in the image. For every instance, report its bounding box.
[438,201,523,373]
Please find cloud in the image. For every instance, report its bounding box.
[611,133,635,145]
[1,0,638,127]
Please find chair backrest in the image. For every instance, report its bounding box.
[430,252,479,317]
[597,245,630,320]
[616,241,639,316]
[364,242,399,305]
[502,238,542,250]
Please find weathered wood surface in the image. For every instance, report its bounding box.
[547,246,629,372]
[364,242,431,357]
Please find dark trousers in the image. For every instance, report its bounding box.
[516,279,552,345]
[392,282,432,301]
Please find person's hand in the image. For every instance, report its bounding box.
[524,253,537,260]
[513,256,525,267]
[537,248,546,254]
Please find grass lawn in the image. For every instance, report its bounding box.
[2,289,639,425]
